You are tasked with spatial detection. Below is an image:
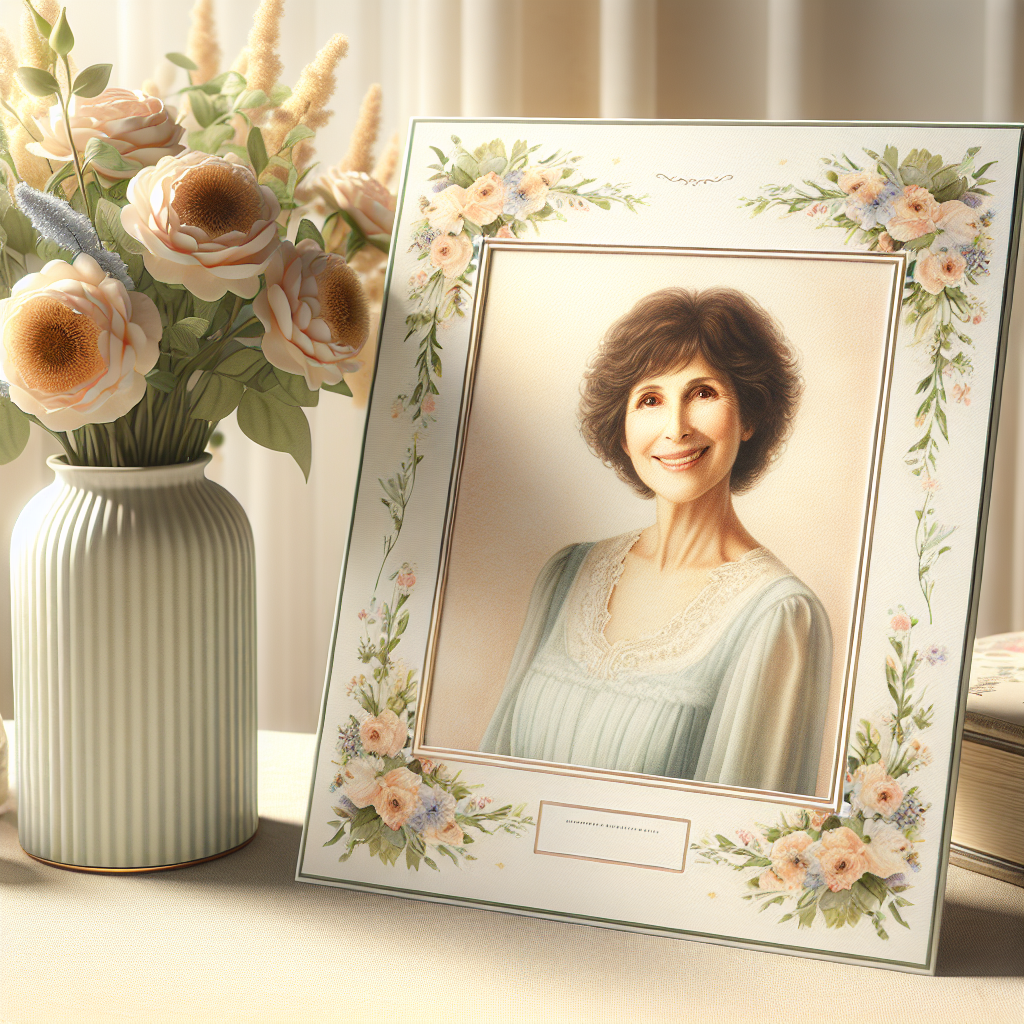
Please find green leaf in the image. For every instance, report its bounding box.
[236,388,312,480]
[281,124,315,150]
[82,137,136,175]
[0,395,31,465]
[188,124,234,156]
[16,66,60,98]
[246,126,269,176]
[71,63,113,98]
[190,372,244,421]
[216,348,265,380]
[295,217,325,250]
[323,824,347,847]
[321,378,353,397]
[233,89,268,111]
[904,232,937,251]
[162,323,200,357]
[165,51,199,71]
[94,197,145,254]
[267,83,292,106]
[174,317,210,338]
[2,205,38,254]
[188,89,219,129]
[272,368,319,407]
[145,369,178,394]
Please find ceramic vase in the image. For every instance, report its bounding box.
[9,454,257,871]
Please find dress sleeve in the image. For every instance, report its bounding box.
[478,544,581,755]
[694,583,833,796]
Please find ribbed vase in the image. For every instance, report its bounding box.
[10,454,257,871]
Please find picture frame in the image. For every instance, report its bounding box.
[297,118,1024,974]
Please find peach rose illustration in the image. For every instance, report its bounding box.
[877,231,895,252]
[935,200,982,246]
[769,830,815,889]
[121,151,281,301]
[422,819,464,847]
[915,250,966,295]
[758,868,788,891]
[462,172,506,225]
[429,232,473,279]
[308,169,396,237]
[885,185,941,242]
[837,171,888,203]
[818,826,869,892]
[0,254,160,431]
[495,225,515,239]
[358,708,406,758]
[850,762,904,818]
[424,184,469,235]
[372,767,422,830]
[253,239,369,390]
[27,87,185,180]
[504,165,561,219]
[339,758,384,808]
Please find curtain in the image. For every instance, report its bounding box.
[0,0,1021,730]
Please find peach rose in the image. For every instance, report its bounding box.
[935,200,982,246]
[252,239,369,390]
[838,171,888,203]
[358,708,407,758]
[495,225,515,239]
[27,88,185,180]
[308,169,396,237]
[770,830,815,890]
[504,165,561,219]
[915,251,966,295]
[429,232,473,279]
[877,231,895,252]
[885,185,941,241]
[862,819,912,879]
[850,762,904,818]
[424,185,468,235]
[339,758,384,808]
[758,869,788,891]
[462,172,506,225]
[0,254,160,430]
[818,826,869,892]
[372,767,423,830]
[422,819,464,847]
[121,152,281,302]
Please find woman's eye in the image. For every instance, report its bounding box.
[637,393,660,407]
[694,386,717,399]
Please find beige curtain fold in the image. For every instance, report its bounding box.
[0,0,1021,728]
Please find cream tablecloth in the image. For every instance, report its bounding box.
[1,726,1021,1024]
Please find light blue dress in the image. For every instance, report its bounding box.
[480,531,832,796]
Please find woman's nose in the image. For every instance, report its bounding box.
[663,396,690,439]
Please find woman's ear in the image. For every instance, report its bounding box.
[741,423,754,442]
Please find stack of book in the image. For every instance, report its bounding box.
[950,632,1024,886]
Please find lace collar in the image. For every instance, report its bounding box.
[563,529,790,677]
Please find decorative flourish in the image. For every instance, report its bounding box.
[692,609,935,937]
[324,136,646,868]
[656,173,734,185]
[743,145,996,620]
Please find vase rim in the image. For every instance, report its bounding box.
[47,453,213,474]
[46,453,214,489]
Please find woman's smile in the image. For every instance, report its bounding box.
[652,445,710,470]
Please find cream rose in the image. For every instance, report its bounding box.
[504,166,561,219]
[372,767,422,830]
[339,758,384,809]
[308,169,396,237]
[0,254,160,431]
[27,87,185,180]
[862,819,912,879]
[429,232,473,279]
[357,708,406,758]
[818,826,869,892]
[462,172,506,225]
[422,819,464,847]
[916,251,966,295]
[935,200,982,246]
[120,152,281,302]
[424,185,468,235]
[886,185,941,241]
[770,830,814,890]
[850,762,904,818]
[837,171,888,203]
[253,240,369,390]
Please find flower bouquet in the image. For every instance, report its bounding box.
[0,0,399,476]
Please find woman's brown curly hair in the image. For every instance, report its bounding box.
[579,286,803,496]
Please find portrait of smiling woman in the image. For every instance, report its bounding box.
[478,287,833,796]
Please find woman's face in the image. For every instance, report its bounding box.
[622,355,752,507]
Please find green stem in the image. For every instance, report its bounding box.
[59,56,91,222]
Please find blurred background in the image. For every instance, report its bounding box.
[0,0,1022,732]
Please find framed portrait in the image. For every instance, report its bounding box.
[297,119,1024,974]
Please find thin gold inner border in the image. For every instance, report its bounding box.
[533,801,692,873]
[413,240,907,812]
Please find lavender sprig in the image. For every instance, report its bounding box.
[15,183,133,290]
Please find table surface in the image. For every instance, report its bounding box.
[1,728,1022,1024]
